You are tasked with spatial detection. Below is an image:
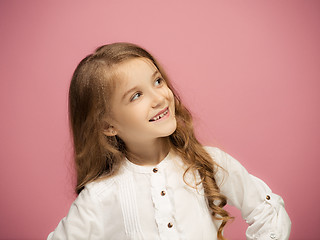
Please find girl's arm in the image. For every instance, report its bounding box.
[205,147,291,240]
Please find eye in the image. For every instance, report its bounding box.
[130,92,142,101]
[154,77,164,86]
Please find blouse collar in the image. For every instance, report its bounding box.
[123,151,172,174]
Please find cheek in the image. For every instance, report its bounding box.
[125,105,147,123]
[167,89,176,113]
[112,107,134,128]
[165,88,174,100]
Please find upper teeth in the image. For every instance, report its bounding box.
[152,109,168,121]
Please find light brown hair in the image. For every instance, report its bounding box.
[69,42,232,239]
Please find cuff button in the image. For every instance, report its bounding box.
[270,232,277,239]
[266,195,271,200]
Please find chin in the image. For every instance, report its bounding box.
[162,120,177,137]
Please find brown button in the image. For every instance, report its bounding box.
[167,222,173,228]
[266,195,271,200]
[161,190,166,196]
[153,168,158,173]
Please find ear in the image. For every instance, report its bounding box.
[103,126,118,137]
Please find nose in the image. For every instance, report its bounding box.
[151,90,165,109]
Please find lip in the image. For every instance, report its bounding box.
[149,107,169,122]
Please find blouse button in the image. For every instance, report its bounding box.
[266,195,271,200]
[161,190,166,196]
[270,232,277,239]
[167,222,173,228]
[153,168,158,173]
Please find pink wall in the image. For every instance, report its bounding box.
[1,1,319,239]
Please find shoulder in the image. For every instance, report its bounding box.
[77,174,120,206]
[203,146,223,157]
[87,176,116,195]
[203,146,229,166]
[203,146,248,181]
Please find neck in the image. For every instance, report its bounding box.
[125,137,170,166]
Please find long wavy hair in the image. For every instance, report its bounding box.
[69,42,232,239]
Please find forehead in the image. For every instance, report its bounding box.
[112,58,158,92]
[115,58,158,82]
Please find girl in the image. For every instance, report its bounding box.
[48,42,291,240]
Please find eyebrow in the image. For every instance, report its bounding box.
[121,70,160,101]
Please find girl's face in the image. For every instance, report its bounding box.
[107,58,177,145]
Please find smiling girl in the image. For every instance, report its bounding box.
[48,43,291,240]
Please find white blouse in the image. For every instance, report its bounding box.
[48,147,291,240]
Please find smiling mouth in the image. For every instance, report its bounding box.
[149,107,169,122]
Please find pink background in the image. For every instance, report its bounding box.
[1,1,319,239]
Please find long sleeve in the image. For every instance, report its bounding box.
[206,147,291,240]
[47,187,105,240]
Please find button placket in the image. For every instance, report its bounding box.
[150,166,178,238]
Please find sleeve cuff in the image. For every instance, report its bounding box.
[245,192,291,240]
